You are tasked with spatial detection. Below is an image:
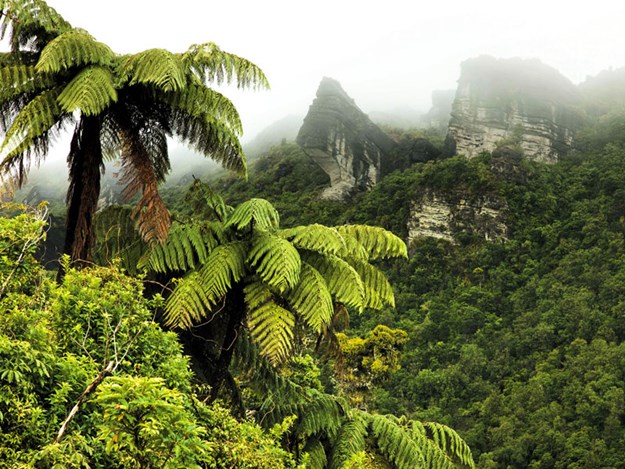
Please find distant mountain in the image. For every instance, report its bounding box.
[243,114,303,159]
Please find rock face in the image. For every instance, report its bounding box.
[447,56,583,163]
[408,190,507,244]
[297,78,395,199]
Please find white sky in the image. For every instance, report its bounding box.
[41,0,625,142]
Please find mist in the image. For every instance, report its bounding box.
[8,0,625,190]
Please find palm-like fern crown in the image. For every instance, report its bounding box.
[142,182,407,364]
[0,0,268,242]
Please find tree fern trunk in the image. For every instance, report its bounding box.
[210,285,246,401]
[62,116,103,268]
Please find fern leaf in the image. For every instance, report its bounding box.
[349,259,396,309]
[247,232,301,293]
[160,82,243,135]
[329,409,369,469]
[36,28,115,73]
[303,439,328,469]
[245,282,295,364]
[336,225,407,260]
[0,65,53,101]
[182,42,269,90]
[226,198,280,232]
[280,224,346,256]
[304,252,365,312]
[286,262,333,333]
[164,242,246,328]
[419,421,476,468]
[120,48,185,92]
[296,391,346,438]
[57,65,117,115]
[169,108,246,176]
[369,414,426,469]
[1,87,62,163]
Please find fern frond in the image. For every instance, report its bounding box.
[418,421,476,468]
[164,242,246,328]
[245,282,295,364]
[36,28,115,73]
[286,262,333,333]
[304,252,365,312]
[184,179,230,222]
[226,198,279,232]
[336,225,407,260]
[0,65,53,101]
[116,125,171,244]
[169,108,247,175]
[182,42,269,90]
[1,87,62,163]
[328,409,369,469]
[248,232,301,293]
[348,259,395,309]
[296,391,346,438]
[1,0,72,52]
[159,81,243,135]
[369,414,426,469]
[303,439,327,469]
[120,48,185,92]
[57,65,117,115]
[279,224,346,256]
[138,221,225,273]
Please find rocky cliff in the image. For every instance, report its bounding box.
[447,56,584,163]
[408,190,507,244]
[297,78,395,199]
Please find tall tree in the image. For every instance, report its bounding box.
[0,0,268,265]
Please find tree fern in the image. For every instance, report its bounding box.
[369,414,427,468]
[226,197,280,232]
[35,28,115,73]
[57,65,117,115]
[336,225,408,260]
[164,242,246,328]
[245,282,295,364]
[303,439,327,469]
[248,232,301,293]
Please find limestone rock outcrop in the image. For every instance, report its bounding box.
[408,190,507,244]
[297,78,395,199]
[447,56,584,163]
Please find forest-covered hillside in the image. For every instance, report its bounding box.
[198,112,625,467]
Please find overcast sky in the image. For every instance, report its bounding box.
[39,0,625,143]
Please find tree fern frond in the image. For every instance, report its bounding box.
[296,391,346,439]
[57,65,117,115]
[348,259,396,309]
[304,252,365,312]
[247,232,301,293]
[369,414,426,469]
[419,422,476,468]
[184,179,230,222]
[245,282,295,364]
[279,223,346,256]
[336,225,408,260]
[302,439,327,469]
[0,65,53,101]
[1,0,72,52]
[286,262,333,333]
[182,42,269,90]
[159,81,243,135]
[36,28,115,73]
[226,198,280,232]
[118,129,171,244]
[328,409,369,469]
[164,242,246,328]
[169,108,247,175]
[139,221,225,273]
[1,87,62,164]
[338,233,369,260]
[120,48,185,92]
